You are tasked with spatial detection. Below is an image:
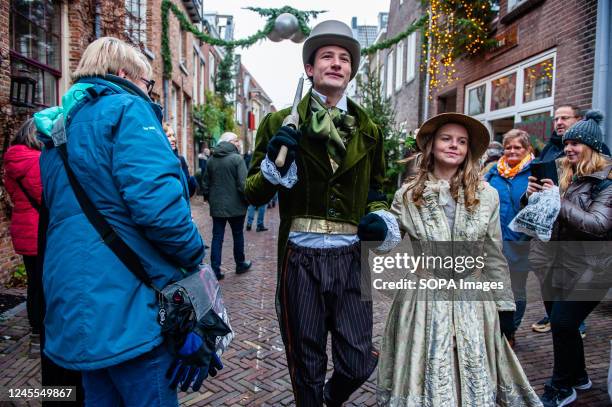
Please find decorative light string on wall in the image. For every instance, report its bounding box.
[423,0,497,93]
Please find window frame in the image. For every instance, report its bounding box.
[125,0,147,46]
[395,41,404,91]
[464,50,556,128]
[406,31,417,83]
[10,0,62,107]
[386,49,394,98]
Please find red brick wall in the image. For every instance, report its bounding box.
[430,0,598,116]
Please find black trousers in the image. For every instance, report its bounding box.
[545,298,604,389]
[23,255,42,334]
[279,242,377,407]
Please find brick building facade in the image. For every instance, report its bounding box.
[430,0,602,148]
[378,0,425,135]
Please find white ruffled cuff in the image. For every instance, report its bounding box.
[371,209,401,252]
[261,155,298,189]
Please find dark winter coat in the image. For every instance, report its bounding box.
[3,145,42,255]
[529,163,612,291]
[202,141,248,218]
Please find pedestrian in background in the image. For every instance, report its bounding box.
[202,132,252,280]
[485,129,534,346]
[3,118,43,350]
[481,140,504,175]
[246,204,268,232]
[163,122,197,197]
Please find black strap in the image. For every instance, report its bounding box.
[16,177,41,212]
[57,143,158,291]
[591,178,612,200]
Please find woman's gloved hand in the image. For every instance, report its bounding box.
[498,310,515,340]
[357,213,388,242]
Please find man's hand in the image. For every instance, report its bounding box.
[357,213,388,242]
[266,126,300,176]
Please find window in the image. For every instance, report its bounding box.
[490,73,516,111]
[10,0,61,106]
[395,41,404,91]
[209,53,215,92]
[171,85,178,135]
[508,0,528,10]
[192,53,197,103]
[523,58,553,103]
[182,96,188,157]
[468,84,485,116]
[236,102,242,125]
[406,32,416,83]
[464,50,556,143]
[199,60,205,104]
[386,50,394,98]
[178,31,184,65]
[125,0,147,45]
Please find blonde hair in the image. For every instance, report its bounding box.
[559,146,611,191]
[405,126,481,210]
[502,129,532,152]
[162,122,174,137]
[72,37,152,81]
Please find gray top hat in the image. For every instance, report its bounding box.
[302,20,361,80]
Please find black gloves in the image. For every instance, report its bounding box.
[165,309,231,392]
[266,126,300,176]
[498,311,515,340]
[358,213,388,242]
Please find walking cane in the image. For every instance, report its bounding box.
[275,76,304,167]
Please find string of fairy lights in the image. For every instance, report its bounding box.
[423,0,496,93]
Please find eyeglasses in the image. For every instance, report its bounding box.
[553,115,578,122]
[140,77,155,97]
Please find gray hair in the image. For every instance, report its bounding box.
[219,132,238,143]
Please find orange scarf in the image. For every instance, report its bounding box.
[497,153,534,179]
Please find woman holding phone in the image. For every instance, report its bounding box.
[527,110,611,407]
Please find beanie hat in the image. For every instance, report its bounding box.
[562,110,605,153]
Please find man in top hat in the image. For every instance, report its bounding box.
[245,20,400,406]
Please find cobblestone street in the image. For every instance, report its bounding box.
[1,198,611,406]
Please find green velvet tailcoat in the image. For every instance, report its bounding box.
[245,90,389,318]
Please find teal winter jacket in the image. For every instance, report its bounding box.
[35,76,204,370]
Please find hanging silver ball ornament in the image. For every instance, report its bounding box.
[267,29,283,42]
[290,29,306,43]
[274,13,299,39]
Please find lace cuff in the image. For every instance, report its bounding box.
[372,209,401,252]
[261,156,298,189]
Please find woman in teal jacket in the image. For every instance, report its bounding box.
[35,37,204,406]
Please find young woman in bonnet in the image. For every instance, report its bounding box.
[377,113,542,406]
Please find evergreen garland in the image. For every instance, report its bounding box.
[361,16,427,55]
[161,0,323,78]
